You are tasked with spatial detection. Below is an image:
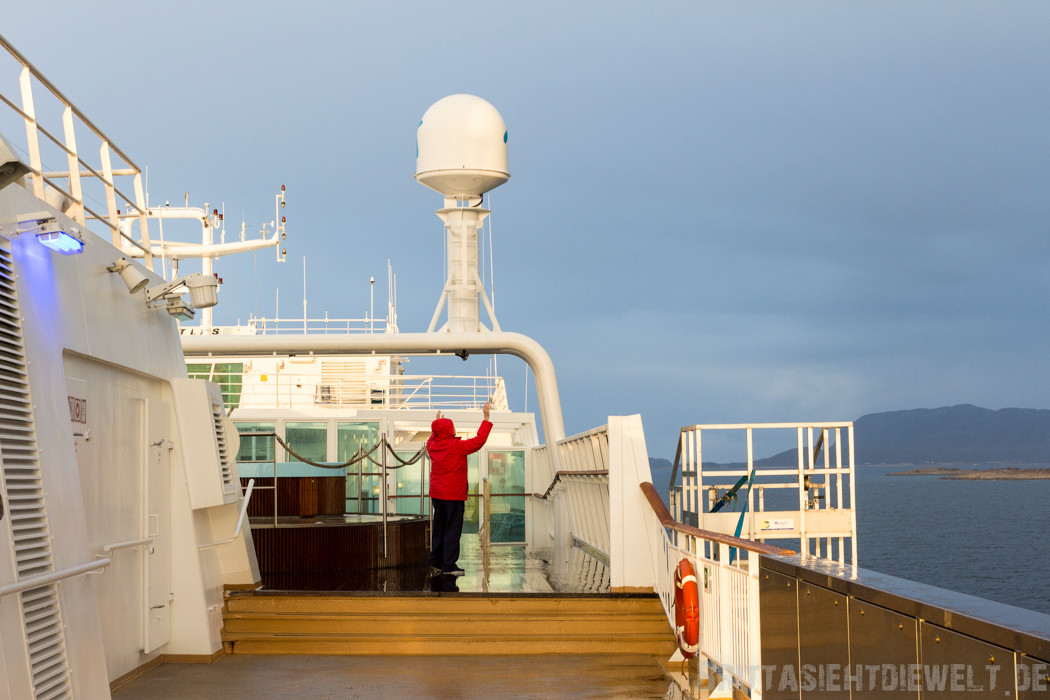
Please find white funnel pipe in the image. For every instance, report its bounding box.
[181,331,566,446]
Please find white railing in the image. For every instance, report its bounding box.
[673,422,857,564]
[532,425,611,561]
[0,34,154,263]
[0,559,112,598]
[245,315,396,335]
[642,481,785,699]
[193,367,508,412]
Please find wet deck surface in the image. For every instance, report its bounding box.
[112,537,662,697]
[258,535,610,594]
[113,654,683,699]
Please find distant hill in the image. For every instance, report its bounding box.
[649,457,674,490]
[850,405,1050,465]
[756,405,1050,466]
[651,405,1050,468]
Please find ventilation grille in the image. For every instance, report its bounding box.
[319,360,368,405]
[211,401,236,494]
[0,238,72,699]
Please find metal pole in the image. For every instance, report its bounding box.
[381,434,388,559]
[272,434,278,528]
[356,446,363,515]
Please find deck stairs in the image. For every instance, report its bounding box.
[221,591,677,656]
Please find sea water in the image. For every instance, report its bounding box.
[856,466,1050,615]
[663,464,1050,614]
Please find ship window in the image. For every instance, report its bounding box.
[234,421,275,465]
[285,421,327,464]
[462,453,480,534]
[185,362,243,409]
[213,363,243,408]
[234,421,275,462]
[338,422,380,514]
[487,450,526,543]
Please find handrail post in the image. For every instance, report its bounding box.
[381,433,388,559]
[18,66,44,199]
[717,542,732,684]
[356,446,363,514]
[271,433,278,528]
[747,553,763,698]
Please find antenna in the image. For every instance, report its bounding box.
[415,95,509,334]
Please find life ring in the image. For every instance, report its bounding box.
[674,558,700,658]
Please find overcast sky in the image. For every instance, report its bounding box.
[4,2,1049,459]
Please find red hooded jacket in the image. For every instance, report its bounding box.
[427,418,492,501]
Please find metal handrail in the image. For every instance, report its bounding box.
[98,537,154,555]
[0,33,142,171]
[0,32,152,259]
[532,469,609,500]
[0,559,112,598]
[640,481,794,556]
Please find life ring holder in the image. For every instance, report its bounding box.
[674,558,701,658]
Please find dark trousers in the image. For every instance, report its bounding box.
[429,498,465,571]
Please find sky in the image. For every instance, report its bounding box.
[3,2,1049,460]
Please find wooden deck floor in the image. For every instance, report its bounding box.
[112,654,687,699]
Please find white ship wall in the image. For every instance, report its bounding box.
[0,182,257,699]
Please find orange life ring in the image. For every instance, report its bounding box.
[674,558,700,658]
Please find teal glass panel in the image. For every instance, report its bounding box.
[337,422,379,514]
[394,452,426,515]
[488,450,525,543]
[285,421,327,464]
[214,362,243,408]
[234,421,275,463]
[462,453,480,534]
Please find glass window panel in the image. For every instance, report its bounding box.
[462,453,480,534]
[186,363,212,380]
[234,421,275,462]
[213,362,243,409]
[338,422,379,514]
[394,452,426,515]
[488,450,525,543]
[285,421,327,464]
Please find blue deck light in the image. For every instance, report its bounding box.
[18,215,85,255]
[37,229,85,255]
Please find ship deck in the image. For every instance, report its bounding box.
[255,535,611,594]
[111,654,685,699]
[111,537,690,699]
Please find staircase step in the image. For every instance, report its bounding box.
[224,594,664,616]
[222,633,677,656]
[222,613,670,636]
[221,593,676,657]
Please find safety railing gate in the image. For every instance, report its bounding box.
[671,422,857,565]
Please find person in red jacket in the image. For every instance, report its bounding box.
[427,402,492,575]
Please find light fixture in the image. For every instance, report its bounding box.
[164,297,196,321]
[107,257,149,294]
[0,134,31,192]
[18,215,85,255]
[145,273,219,309]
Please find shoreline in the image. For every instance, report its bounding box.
[882,466,1050,480]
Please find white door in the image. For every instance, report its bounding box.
[143,400,171,652]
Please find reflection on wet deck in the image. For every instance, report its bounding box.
[258,533,609,594]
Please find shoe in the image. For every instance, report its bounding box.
[443,566,465,577]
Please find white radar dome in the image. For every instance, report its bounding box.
[415,94,509,197]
